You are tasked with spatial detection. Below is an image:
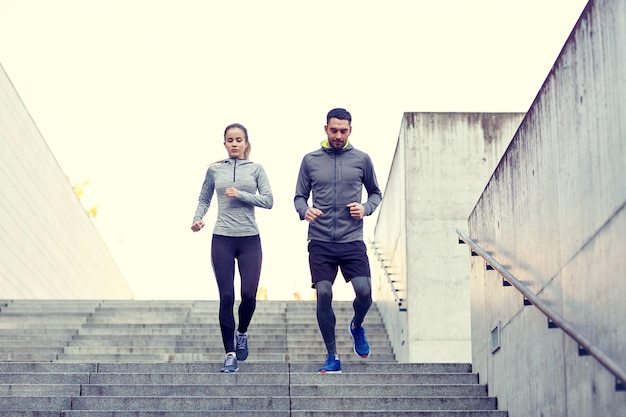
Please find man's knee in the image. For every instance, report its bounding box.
[315,280,333,303]
[352,276,372,300]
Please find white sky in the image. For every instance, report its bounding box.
[0,0,588,300]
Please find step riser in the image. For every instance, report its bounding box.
[69,384,486,397]
[61,413,291,417]
[54,353,398,362]
[58,413,504,417]
[0,396,498,412]
[70,397,291,411]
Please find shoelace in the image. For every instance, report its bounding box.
[224,354,236,367]
[354,327,366,345]
[236,333,248,350]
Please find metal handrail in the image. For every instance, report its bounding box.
[456,228,626,387]
[369,241,407,312]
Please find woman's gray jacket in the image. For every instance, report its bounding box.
[194,158,273,237]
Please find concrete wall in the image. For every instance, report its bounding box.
[0,63,133,299]
[373,112,524,363]
[467,0,626,416]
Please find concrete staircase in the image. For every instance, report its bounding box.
[0,299,507,416]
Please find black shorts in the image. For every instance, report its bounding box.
[308,240,371,285]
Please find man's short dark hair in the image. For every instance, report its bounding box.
[326,108,352,124]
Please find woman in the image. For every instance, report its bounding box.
[191,123,273,373]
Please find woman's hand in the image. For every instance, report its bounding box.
[191,220,205,232]
[225,187,239,198]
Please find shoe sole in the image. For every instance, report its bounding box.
[349,323,370,358]
[319,370,342,374]
[220,368,239,373]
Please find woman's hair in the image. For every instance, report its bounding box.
[224,123,251,160]
[210,123,251,165]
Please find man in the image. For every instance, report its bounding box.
[294,107,383,373]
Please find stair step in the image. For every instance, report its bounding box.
[54,353,398,362]
[69,396,291,411]
[80,384,289,396]
[290,396,498,410]
[61,412,291,417]
[290,373,478,385]
[0,353,59,361]
[290,413,507,417]
[0,411,509,417]
[290,383,487,396]
[59,344,389,353]
[58,413,506,417]
[0,373,90,384]
[0,396,71,410]
[0,384,81,396]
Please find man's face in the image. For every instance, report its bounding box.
[325,118,352,149]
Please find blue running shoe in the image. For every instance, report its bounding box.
[349,319,370,358]
[221,353,239,373]
[235,331,249,361]
[318,354,342,373]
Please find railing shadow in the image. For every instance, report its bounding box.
[369,241,407,312]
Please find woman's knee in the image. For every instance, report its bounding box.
[219,291,236,307]
[240,288,257,304]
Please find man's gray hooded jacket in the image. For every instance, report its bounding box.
[294,141,382,243]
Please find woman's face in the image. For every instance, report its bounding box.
[224,127,247,159]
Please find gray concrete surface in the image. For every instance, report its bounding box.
[0,65,133,299]
[372,112,524,363]
[466,0,626,416]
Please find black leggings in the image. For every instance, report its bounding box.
[316,276,372,356]
[211,234,262,353]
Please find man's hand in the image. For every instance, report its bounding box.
[305,207,324,223]
[347,202,365,220]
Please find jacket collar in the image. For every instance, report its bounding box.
[224,157,250,164]
[321,140,352,154]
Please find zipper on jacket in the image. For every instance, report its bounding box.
[233,158,237,182]
[332,153,337,241]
